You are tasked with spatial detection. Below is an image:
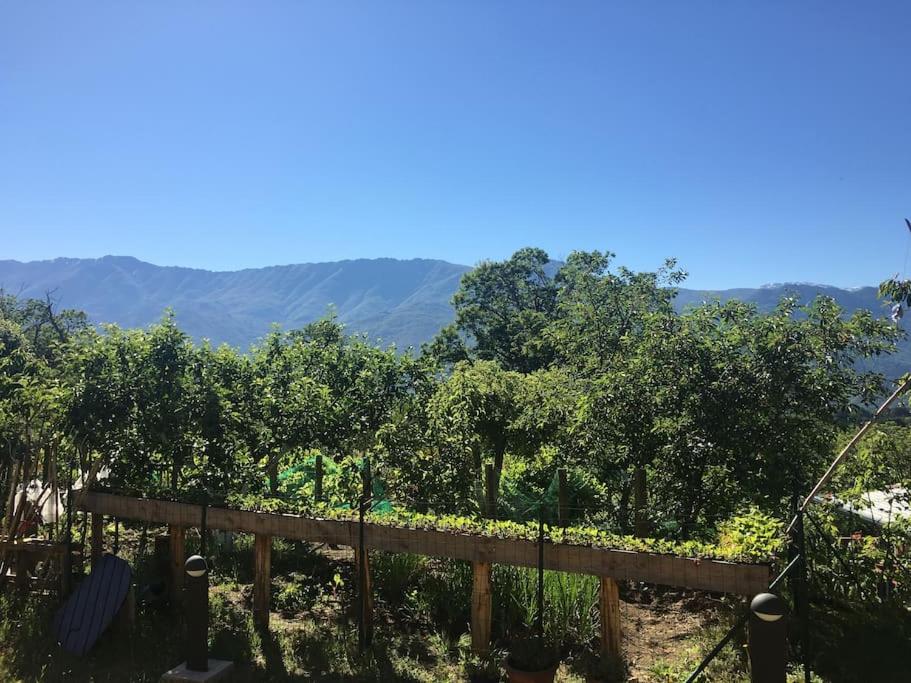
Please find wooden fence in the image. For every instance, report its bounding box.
[77,490,770,656]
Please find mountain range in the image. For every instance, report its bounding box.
[0,256,905,377]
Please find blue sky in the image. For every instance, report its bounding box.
[2,2,909,289]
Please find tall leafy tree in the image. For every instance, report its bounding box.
[433,247,558,373]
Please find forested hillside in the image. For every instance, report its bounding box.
[1,257,906,377]
[0,256,470,351]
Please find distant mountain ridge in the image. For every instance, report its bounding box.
[0,256,906,376]
[0,255,470,351]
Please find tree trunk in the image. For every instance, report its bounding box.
[617,479,632,535]
[267,460,279,495]
[633,466,649,538]
[492,440,506,505]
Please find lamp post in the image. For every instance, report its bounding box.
[748,592,788,683]
[185,554,209,672]
[162,553,233,682]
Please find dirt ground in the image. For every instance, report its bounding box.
[619,591,717,681]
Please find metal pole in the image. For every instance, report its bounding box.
[787,495,811,683]
[748,593,788,683]
[184,555,209,672]
[358,458,370,651]
[62,471,73,595]
[796,509,811,683]
[536,505,544,638]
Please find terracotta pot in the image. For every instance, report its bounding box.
[504,658,559,683]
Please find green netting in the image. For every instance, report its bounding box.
[279,455,393,513]
[359,456,393,513]
[278,455,340,484]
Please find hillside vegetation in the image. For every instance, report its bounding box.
[0,255,904,376]
[1,247,909,681]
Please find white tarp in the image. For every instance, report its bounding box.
[824,485,911,526]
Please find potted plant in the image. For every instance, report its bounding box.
[504,635,560,683]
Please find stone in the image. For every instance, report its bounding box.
[160,660,235,682]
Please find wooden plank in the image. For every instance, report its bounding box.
[168,525,185,606]
[0,540,69,556]
[470,561,492,655]
[353,547,373,645]
[76,491,770,595]
[253,534,271,628]
[599,576,621,658]
[91,513,104,569]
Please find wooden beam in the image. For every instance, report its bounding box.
[599,576,621,659]
[91,513,104,568]
[253,533,272,628]
[471,561,492,655]
[168,525,185,606]
[76,491,770,595]
[354,547,373,645]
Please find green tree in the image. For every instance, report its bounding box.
[433,247,558,373]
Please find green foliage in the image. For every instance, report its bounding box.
[371,552,428,605]
[438,247,558,373]
[493,566,599,647]
[222,494,782,562]
[715,508,785,562]
[2,249,909,679]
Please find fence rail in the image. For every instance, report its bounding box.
[76,490,769,593]
[75,489,770,658]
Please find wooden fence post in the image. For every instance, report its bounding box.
[633,467,648,538]
[471,561,492,655]
[485,463,497,519]
[599,576,621,658]
[557,468,568,528]
[253,533,272,628]
[471,463,497,655]
[314,454,324,504]
[168,525,185,606]
[354,547,373,645]
[91,513,104,568]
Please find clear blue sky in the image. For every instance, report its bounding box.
[2,2,909,289]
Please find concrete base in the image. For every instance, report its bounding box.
[160,660,234,682]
